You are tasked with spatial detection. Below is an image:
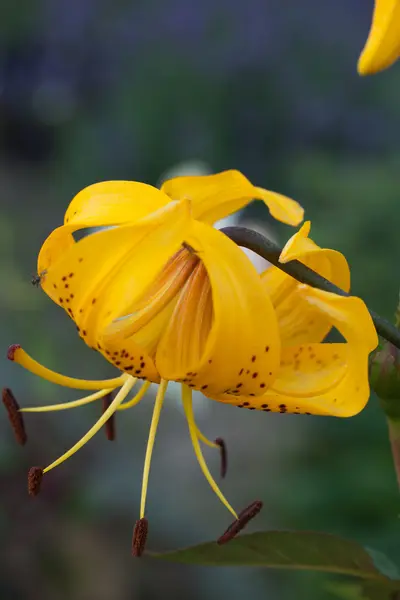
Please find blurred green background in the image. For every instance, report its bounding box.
[1,1,399,599]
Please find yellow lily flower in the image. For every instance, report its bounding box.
[7,171,303,551]
[208,222,378,417]
[358,0,400,75]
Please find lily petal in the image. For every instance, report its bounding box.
[40,200,191,353]
[38,182,170,277]
[156,221,281,396]
[209,288,378,417]
[64,181,169,227]
[358,0,400,75]
[161,170,303,226]
[261,222,350,345]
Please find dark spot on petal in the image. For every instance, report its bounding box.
[251,356,256,362]
[252,372,258,379]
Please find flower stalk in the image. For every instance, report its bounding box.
[388,419,400,491]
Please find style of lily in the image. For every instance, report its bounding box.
[358,0,400,75]
[5,170,377,554]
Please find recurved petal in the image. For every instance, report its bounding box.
[210,288,378,417]
[261,222,350,345]
[41,200,191,351]
[37,224,77,278]
[358,0,400,75]
[156,221,281,396]
[64,181,169,227]
[161,170,303,226]
[38,182,170,281]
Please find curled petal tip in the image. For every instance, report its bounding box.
[7,344,21,361]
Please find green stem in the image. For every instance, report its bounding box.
[387,419,400,491]
[222,226,400,350]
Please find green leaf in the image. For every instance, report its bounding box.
[150,531,399,584]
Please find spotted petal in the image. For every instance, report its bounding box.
[261,222,350,345]
[209,288,378,417]
[358,0,400,75]
[40,200,191,356]
[161,170,303,226]
[155,221,281,396]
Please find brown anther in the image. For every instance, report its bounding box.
[132,517,148,557]
[28,466,43,496]
[217,500,263,545]
[102,393,115,441]
[2,388,27,445]
[7,344,21,361]
[215,437,227,478]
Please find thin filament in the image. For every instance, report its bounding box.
[20,388,114,412]
[195,425,219,449]
[43,376,136,474]
[117,381,151,411]
[12,347,126,390]
[181,385,238,519]
[139,379,168,518]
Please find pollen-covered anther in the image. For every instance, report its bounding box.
[102,393,115,441]
[28,466,44,497]
[217,500,263,545]
[7,344,21,361]
[215,437,228,478]
[2,388,27,445]
[132,517,149,557]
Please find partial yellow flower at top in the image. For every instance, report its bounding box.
[210,222,378,417]
[358,0,400,75]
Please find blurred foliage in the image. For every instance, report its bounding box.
[1,1,400,600]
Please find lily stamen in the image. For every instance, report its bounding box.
[20,387,115,412]
[215,438,228,479]
[217,500,263,545]
[132,517,149,557]
[140,380,168,519]
[42,377,136,475]
[28,467,44,497]
[117,381,151,411]
[194,425,227,478]
[102,393,115,441]
[2,387,27,445]
[181,385,238,520]
[8,345,127,390]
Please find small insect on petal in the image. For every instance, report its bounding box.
[28,466,44,497]
[132,517,149,557]
[31,270,47,287]
[215,437,228,478]
[217,500,263,545]
[2,388,27,445]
